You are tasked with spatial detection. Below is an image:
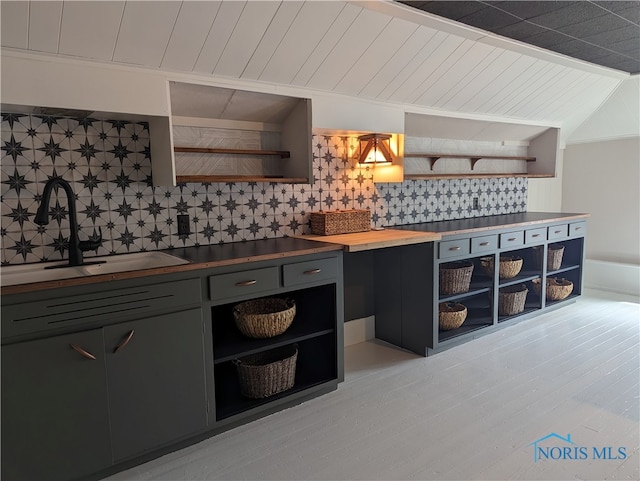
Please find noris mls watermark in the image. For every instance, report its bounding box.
[528,433,627,463]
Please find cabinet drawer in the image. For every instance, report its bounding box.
[209,267,279,302]
[569,221,586,237]
[548,224,568,240]
[471,235,498,253]
[525,227,547,245]
[500,231,524,249]
[439,239,470,259]
[283,258,337,287]
[2,278,202,339]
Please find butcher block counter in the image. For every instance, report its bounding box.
[296,228,442,252]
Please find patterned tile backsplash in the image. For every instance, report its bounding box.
[1,113,527,265]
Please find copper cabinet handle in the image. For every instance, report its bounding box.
[304,268,321,275]
[114,330,135,354]
[479,242,489,246]
[449,246,461,251]
[235,280,257,286]
[70,343,96,360]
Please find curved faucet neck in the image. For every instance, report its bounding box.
[36,177,83,266]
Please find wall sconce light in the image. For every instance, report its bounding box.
[357,133,394,166]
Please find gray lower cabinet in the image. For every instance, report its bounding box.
[375,219,587,356]
[1,329,112,481]
[1,249,344,481]
[1,279,207,481]
[105,309,207,462]
[1,309,208,481]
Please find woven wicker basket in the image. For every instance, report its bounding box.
[480,256,523,279]
[438,302,468,330]
[309,209,371,235]
[532,277,573,301]
[534,244,565,271]
[233,298,296,339]
[234,344,297,399]
[498,284,528,316]
[439,261,474,295]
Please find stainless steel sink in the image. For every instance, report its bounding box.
[0,251,190,287]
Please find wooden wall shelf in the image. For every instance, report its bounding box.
[175,175,308,184]
[404,173,552,180]
[174,147,291,158]
[404,153,536,171]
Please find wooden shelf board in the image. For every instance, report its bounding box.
[174,147,290,158]
[404,153,536,172]
[176,175,309,184]
[403,173,553,180]
[405,153,536,161]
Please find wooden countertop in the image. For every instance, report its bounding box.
[392,212,589,236]
[296,229,442,252]
[1,213,587,295]
[1,238,343,295]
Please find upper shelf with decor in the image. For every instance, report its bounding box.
[402,113,560,180]
[150,82,313,186]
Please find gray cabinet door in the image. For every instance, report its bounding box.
[105,308,208,461]
[1,330,112,481]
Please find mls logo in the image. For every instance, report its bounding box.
[528,433,587,462]
[528,433,627,463]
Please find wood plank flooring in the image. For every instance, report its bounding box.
[104,289,639,481]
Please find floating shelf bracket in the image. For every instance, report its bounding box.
[405,153,536,171]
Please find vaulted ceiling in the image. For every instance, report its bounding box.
[0,1,632,138]
[399,1,640,74]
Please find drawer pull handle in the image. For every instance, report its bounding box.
[304,268,322,275]
[508,237,517,241]
[235,280,257,287]
[114,330,135,354]
[449,246,461,251]
[574,227,582,231]
[70,343,96,361]
[532,234,540,238]
[554,230,562,234]
[479,242,489,246]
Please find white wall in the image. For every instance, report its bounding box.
[561,77,640,296]
[527,150,563,212]
[562,137,639,266]
[566,77,640,144]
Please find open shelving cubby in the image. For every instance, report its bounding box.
[209,274,339,423]
[403,112,560,180]
[165,81,313,185]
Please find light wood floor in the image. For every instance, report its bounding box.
[105,289,639,481]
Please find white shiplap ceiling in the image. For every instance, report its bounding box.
[0,1,630,136]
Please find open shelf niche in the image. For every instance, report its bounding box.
[403,112,559,180]
[166,82,312,185]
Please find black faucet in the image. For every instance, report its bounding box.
[34,177,104,268]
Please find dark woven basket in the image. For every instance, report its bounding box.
[234,344,298,399]
[438,302,468,330]
[439,261,474,295]
[498,284,528,316]
[233,298,296,339]
[534,244,565,271]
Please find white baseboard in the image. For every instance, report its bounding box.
[344,316,375,346]
[584,259,640,297]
